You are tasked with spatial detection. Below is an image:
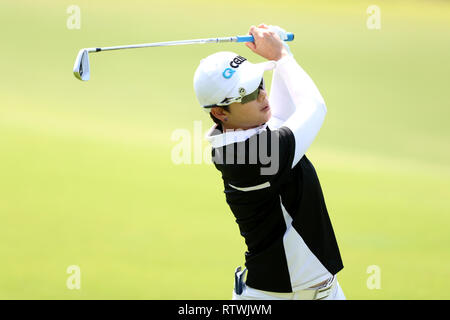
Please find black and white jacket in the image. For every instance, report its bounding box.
[206,55,343,293]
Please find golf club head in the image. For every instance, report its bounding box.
[73,49,90,81]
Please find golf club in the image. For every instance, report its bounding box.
[73,33,294,81]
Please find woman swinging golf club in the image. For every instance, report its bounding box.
[193,24,345,300]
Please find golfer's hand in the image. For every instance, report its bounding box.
[245,24,289,61]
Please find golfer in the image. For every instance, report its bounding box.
[193,24,345,300]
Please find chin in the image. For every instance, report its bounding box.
[263,110,272,122]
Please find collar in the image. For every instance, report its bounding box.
[205,123,268,148]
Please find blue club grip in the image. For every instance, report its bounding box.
[236,32,294,43]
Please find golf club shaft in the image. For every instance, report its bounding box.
[88,33,294,53]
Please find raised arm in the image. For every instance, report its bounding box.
[246,24,327,168]
[266,64,297,128]
[275,55,327,167]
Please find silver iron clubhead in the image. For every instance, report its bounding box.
[73,49,91,81]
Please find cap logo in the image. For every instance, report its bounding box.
[222,56,247,79]
[230,55,246,68]
[222,68,235,79]
[239,87,246,96]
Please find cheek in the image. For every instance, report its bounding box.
[247,101,263,115]
[233,104,255,119]
[230,101,265,123]
[245,106,262,121]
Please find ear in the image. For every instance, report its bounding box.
[210,107,229,122]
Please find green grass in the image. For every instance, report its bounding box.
[0,0,449,299]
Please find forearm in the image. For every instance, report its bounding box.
[271,54,326,118]
[268,63,297,126]
[274,55,327,167]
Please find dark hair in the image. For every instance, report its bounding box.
[208,105,230,125]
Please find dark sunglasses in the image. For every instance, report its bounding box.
[205,78,265,108]
[240,78,266,104]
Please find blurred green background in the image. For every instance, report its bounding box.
[1,0,449,299]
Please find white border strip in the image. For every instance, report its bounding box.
[228,181,271,192]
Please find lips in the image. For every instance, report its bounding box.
[261,105,270,112]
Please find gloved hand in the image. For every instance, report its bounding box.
[246,24,289,61]
[267,25,293,56]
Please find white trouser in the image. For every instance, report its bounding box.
[232,276,346,300]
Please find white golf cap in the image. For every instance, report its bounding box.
[193,51,276,108]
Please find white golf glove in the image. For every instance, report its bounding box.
[268,25,293,56]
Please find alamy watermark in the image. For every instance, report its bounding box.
[367,5,381,30]
[66,265,81,290]
[366,265,381,290]
[170,121,280,175]
[66,5,81,30]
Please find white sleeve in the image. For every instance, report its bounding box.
[266,62,297,129]
[269,55,327,168]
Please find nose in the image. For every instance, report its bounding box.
[257,89,267,103]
